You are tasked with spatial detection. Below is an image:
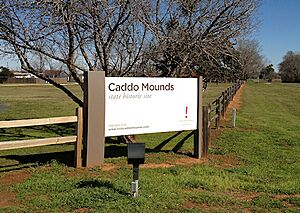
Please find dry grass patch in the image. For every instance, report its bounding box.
[0,170,30,185]
[0,192,18,208]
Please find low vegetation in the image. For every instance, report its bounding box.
[0,82,299,212]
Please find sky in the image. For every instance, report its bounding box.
[254,0,300,71]
[1,0,300,72]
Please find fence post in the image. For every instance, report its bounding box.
[215,97,220,129]
[227,88,230,107]
[224,90,227,109]
[226,88,230,107]
[208,103,212,146]
[232,108,237,128]
[75,107,83,168]
[221,92,225,118]
[234,83,237,95]
[202,106,209,158]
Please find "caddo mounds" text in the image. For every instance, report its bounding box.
[108,82,174,92]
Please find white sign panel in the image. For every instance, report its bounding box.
[105,77,198,137]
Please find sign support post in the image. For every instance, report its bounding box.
[83,74,202,167]
[85,71,105,167]
[194,76,203,159]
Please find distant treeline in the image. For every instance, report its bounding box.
[279,51,300,83]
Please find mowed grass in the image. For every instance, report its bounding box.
[0,83,229,119]
[0,83,228,152]
[0,82,299,212]
[0,83,228,172]
[0,84,82,120]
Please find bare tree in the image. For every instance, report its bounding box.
[0,0,261,145]
[0,0,147,105]
[236,39,264,79]
[1,0,261,96]
[0,0,84,105]
[0,0,150,145]
[139,0,260,83]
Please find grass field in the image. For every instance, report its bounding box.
[0,82,299,212]
[0,83,229,120]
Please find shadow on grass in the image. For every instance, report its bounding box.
[0,150,75,172]
[27,123,76,136]
[152,131,184,152]
[0,131,195,172]
[0,128,45,141]
[105,137,119,144]
[105,145,127,158]
[105,131,194,158]
[172,131,195,153]
[149,131,195,157]
[0,164,33,173]
[0,123,76,142]
[77,179,130,196]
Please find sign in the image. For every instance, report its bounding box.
[105,77,198,136]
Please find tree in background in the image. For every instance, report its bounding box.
[142,0,260,83]
[279,51,300,83]
[0,0,261,100]
[0,0,261,145]
[260,64,275,82]
[0,0,146,106]
[0,66,13,83]
[236,39,264,80]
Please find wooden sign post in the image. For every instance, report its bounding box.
[194,76,203,159]
[84,71,105,167]
[83,73,203,167]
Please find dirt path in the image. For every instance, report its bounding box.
[0,170,31,208]
[207,84,245,168]
[225,84,245,118]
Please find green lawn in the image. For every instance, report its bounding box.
[0,83,228,170]
[0,84,82,120]
[0,83,228,120]
[0,82,299,212]
[202,83,231,105]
